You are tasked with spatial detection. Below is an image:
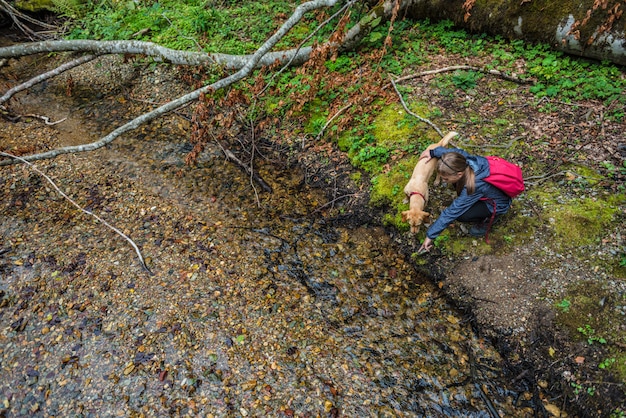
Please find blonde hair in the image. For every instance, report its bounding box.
[438,152,476,195]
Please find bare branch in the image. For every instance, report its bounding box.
[314,103,352,142]
[394,65,534,85]
[0,39,314,70]
[0,151,153,274]
[389,75,443,137]
[0,0,341,167]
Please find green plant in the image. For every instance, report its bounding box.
[434,234,449,247]
[601,160,626,179]
[325,55,355,74]
[309,116,327,136]
[599,357,616,369]
[556,299,571,312]
[51,0,85,19]
[577,324,607,345]
[66,0,308,54]
[354,145,391,168]
[452,71,482,91]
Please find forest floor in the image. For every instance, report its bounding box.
[1,37,626,417]
[397,54,626,418]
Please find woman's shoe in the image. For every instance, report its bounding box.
[469,215,500,237]
[469,222,488,237]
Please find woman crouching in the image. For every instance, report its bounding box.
[418,147,511,253]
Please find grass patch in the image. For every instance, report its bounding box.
[64,0,328,54]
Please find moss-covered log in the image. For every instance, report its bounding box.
[404,0,626,65]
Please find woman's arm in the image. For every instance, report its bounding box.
[429,146,472,159]
[426,189,484,239]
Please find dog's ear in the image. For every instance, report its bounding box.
[423,211,431,223]
[401,209,410,222]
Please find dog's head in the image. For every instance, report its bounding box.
[401,208,430,234]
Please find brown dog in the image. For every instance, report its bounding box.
[401,131,458,233]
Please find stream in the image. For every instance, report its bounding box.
[0,55,535,416]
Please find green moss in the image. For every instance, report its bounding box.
[350,171,362,185]
[15,0,55,13]
[568,164,604,186]
[302,99,329,135]
[373,102,439,148]
[369,159,413,208]
[382,211,409,231]
[544,194,621,248]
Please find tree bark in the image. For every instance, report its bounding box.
[0,39,315,70]
[404,0,626,66]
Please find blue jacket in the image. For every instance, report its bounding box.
[426,147,512,239]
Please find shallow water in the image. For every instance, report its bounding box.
[0,56,533,416]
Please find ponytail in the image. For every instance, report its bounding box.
[463,165,475,195]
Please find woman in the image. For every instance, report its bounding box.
[418,146,512,253]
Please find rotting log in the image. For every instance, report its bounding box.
[404,0,626,66]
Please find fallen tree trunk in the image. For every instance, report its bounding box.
[404,0,626,66]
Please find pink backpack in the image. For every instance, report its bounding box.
[483,156,525,197]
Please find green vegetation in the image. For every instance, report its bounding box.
[577,324,607,345]
[64,0,327,54]
[55,1,625,272]
[555,281,626,383]
[555,299,571,312]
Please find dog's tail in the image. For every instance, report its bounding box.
[438,131,458,147]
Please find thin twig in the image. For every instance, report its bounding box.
[389,74,443,137]
[311,193,357,214]
[18,114,67,125]
[524,170,568,186]
[0,151,153,275]
[394,65,533,85]
[248,113,261,207]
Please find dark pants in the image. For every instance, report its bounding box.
[458,201,491,223]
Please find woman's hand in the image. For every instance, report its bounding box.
[419,149,432,163]
[418,237,433,253]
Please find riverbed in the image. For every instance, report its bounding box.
[0,55,536,416]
